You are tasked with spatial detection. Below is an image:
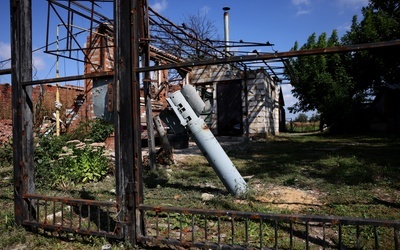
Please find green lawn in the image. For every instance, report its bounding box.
[1,132,400,249]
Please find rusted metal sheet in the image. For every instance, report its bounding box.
[92,77,114,121]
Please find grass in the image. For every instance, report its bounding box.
[1,132,400,249]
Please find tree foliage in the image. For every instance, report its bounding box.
[287,0,399,133]
[288,30,356,132]
[294,113,308,123]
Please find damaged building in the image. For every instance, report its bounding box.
[82,9,286,141]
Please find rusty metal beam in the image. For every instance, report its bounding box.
[114,0,143,245]
[140,0,157,170]
[10,0,35,226]
[0,68,12,75]
[136,39,400,72]
[21,71,114,86]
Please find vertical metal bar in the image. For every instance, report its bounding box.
[52,201,56,225]
[245,217,249,246]
[97,206,101,231]
[133,0,145,215]
[374,226,379,250]
[167,213,170,239]
[27,199,31,221]
[68,204,72,228]
[79,205,82,229]
[205,215,208,240]
[66,0,72,57]
[44,200,48,223]
[61,203,64,227]
[323,223,326,250]
[356,224,360,249]
[244,65,249,142]
[107,207,110,233]
[139,0,156,170]
[45,1,51,52]
[290,221,293,250]
[274,220,278,250]
[339,224,342,249]
[36,200,39,223]
[179,213,183,241]
[259,218,263,249]
[69,13,74,58]
[305,221,309,250]
[114,0,140,245]
[218,216,221,245]
[88,205,91,230]
[11,0,35,226]
[231,216,234,245]
[156,212,159,237]
[192,214,195,243]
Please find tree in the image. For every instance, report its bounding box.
[182,12,220,60]
[342,0,400,93]
[294,113,308,123]
[287,0,399,133]
[309,113,320,122]
[150,11,219,61]
[287,31,356,132]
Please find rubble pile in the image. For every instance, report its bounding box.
[0,119,12,145]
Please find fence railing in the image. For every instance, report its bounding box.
[22,194,121,239]
[139,204,400,249]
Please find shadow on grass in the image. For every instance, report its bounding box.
[75,189,118,234]
[225,133,400,187]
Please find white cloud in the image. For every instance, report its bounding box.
[33,55,46,72]
[296,9,312,16]
[0,42,11,60]
[150,0,168,13]
[292,0,310,5]
[200,6,210,16]
[291,0,312,16]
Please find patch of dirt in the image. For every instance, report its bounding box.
[252,184,323,212]
[173,139,324,212]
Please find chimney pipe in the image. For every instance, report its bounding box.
[223,7,230,55]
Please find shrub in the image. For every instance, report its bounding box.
[0,141,13,167]
[89,118,114,142]
[35,135,110,188]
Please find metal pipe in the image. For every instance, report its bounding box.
[223,7,230,54]
[167,85,248,196]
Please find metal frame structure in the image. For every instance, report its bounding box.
[10,0,400,248]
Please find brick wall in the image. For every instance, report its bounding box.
[0,83,87,131]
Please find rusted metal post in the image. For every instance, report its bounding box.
[114,0,143,244]
[139,0,157,170]
[10,0,35,225]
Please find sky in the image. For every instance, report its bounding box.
[0,0,369,119]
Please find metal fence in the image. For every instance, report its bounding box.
[22,194,121,239]
[138,204,400,249]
